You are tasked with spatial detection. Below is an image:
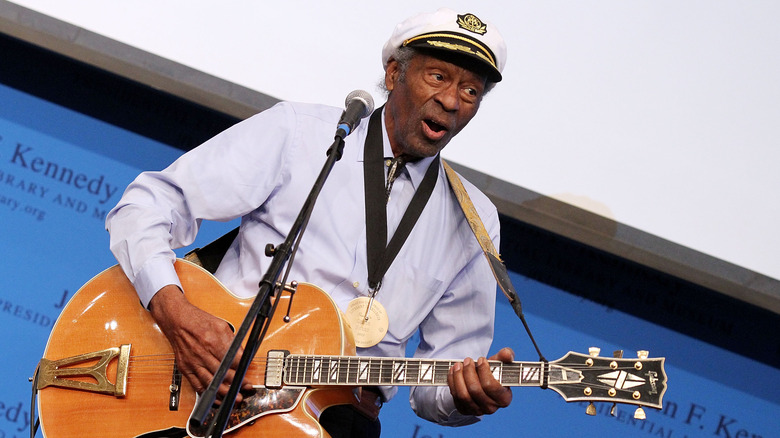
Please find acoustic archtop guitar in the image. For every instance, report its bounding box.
[35,259,667,437]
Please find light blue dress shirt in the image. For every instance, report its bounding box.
[106,101,500,425]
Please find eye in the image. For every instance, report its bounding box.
[461,87,481,103]
[432,73,444,82]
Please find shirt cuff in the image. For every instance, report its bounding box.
[410,386,481,426]
[438,394,481,427]
[133,256,181,308]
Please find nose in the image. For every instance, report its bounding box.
[435,83,460,112]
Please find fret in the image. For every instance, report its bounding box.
[521,363,541,385]
[406,360,420,384]
[311,358,321,383]
[369,358,380,384]
[490,362,501,382]
[373,359,380,385]
[435,361,451,385]
[392,360,406,383]
[344,357,351,383]
[285,355,294,384]
[419,360,434,383]
[342,357,351,384]
[352,357,361,384]
[350,357,359,384]
[328,357,339,383]
[339,357,347,383]
[309,356,317,384]
[500,362,521,385]
[380,358,393,385]
[284,356,297,384]
[319,357,328,383]
[358,359,370,383]
[346,357,355,384]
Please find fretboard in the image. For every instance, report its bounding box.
[278,355,582,387]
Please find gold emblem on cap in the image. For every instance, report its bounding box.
[457,13,487,35]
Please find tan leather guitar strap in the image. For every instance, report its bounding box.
[441,160,517,300]
[442,160,547,363]
[441,160,535,340]
[442,160,503,261]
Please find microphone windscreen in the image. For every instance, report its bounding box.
[345,90,375,117]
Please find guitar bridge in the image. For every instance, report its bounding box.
[37,344,131,396]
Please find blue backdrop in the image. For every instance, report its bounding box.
[1,83,777,438]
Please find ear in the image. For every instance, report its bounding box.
[384,59,400,92]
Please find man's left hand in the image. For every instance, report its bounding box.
[447,347,514,416]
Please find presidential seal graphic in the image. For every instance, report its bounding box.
[457,13,487,35]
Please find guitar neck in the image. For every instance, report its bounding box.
[280,354,582,388]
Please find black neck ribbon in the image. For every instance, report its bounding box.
[363,108,440,291]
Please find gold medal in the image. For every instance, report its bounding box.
[345,296,389,348]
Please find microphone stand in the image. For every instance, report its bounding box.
[190,133,350,438]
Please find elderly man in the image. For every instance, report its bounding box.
[107,8,513,438]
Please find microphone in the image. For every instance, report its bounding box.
[336,90,375,139]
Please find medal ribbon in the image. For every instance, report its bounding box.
[363,108,440,292]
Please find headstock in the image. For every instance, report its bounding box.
[547,348,667,419]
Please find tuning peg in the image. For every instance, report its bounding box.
[637,350,649,359]
[613,350,624,358]
[586,403,597,416]
[588,347,601,357]
[634,407,646,420]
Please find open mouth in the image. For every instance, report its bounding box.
[423,119,448,140]
[424,119,446,133]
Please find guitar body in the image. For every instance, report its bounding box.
[38,259,358,438]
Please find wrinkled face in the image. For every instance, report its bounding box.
[384,53,487,159]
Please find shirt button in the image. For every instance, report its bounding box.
[353,281,360,288]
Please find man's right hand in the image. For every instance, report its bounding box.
[148,284,254,403]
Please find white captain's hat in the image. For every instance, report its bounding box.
[382,8,507,82]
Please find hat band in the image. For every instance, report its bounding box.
[403,32,497,70]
